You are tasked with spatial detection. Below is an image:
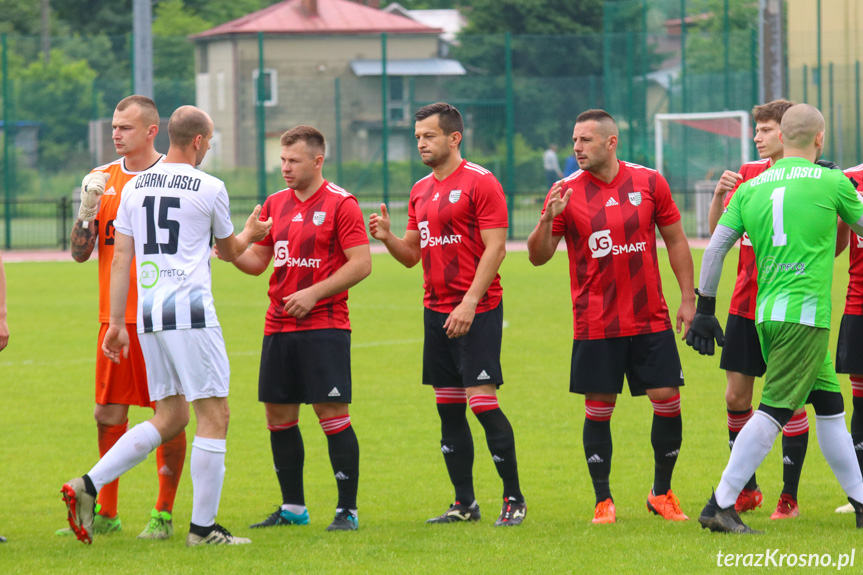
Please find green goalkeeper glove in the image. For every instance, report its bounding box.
[79,172,110,228]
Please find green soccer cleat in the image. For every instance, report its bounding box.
[56,502,119,538]
[137,509,173,540]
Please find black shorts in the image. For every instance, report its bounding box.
[719,313,766,377]
[569,329,684,396]
[258,329,352,404]
[836,314,863,374]
[423,302,503,389]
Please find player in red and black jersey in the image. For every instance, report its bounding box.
[370,102,526,527]
[528,109,695,524]
[225,126,371,532]
[835,162,863,514]
[706,99,813,520]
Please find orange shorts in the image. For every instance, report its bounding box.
[95,323,152,408]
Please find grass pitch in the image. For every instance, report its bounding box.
[0,248,859,574]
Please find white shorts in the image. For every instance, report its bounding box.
[139,327,230,402]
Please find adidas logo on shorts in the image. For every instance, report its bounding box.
[328,387,341,397]
[605,197,618,207]
[477,370,491,381]
[587,454,604,464]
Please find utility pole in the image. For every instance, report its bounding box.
[760,0,784,102]
[133,0,154,98]
[41,0,50,62]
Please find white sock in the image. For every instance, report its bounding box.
[281,504,306,515]
[190,436,227,527]
[87,421,162,492]
[816,414,863,503]
[715,411,781,508]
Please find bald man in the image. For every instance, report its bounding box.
[690,103,863,533]
[61,106,273,546]
[527,109,695,525]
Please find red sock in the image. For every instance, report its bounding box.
[783,411,809,437]
[851,376,863,398]
[468,394,499,415]
[320,415,351,435]
[651,393,681,418]
[95,420,128,518]
[155,430,186,513]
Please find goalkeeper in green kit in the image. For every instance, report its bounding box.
[687,103,863,533]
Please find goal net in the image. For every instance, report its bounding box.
[654,111,751,238]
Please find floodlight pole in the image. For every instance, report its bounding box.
[760,0,784,102]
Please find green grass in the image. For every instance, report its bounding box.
[0,248,859,573]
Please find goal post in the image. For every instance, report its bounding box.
[654,111,751,238]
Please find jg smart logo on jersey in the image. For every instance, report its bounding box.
[588,229,647,259]
[273,239,321,268]
[418,221,462,249]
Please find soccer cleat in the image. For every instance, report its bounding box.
[734,486,763,514]
[0,535,5,543]
[250,507,310,528]
[836,502,856,514]
[426,501,481,524]
[848,498,863,528]
[137,509,173,539]
[494,497,526,527]
[769,494,799,520]
[646,489,689,521]
[591,498,616,524]
[698,493,760,534]
[326,509,358,531]
[56,503,121,536]
[61,478,96,544]
[185,524,251,546]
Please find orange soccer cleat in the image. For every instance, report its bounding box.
[647,489,689,521]
[592,498,616,524]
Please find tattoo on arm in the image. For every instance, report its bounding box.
[71,220,97,262]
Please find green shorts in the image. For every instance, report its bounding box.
[756,321,840,410]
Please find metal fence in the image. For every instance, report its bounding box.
[0,2,858,248]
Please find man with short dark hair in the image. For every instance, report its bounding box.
[64,95,187,540]
[528,109,695,525]
[370,102,526,527]
[227,125,371,532]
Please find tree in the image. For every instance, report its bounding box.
[14,49,99,170]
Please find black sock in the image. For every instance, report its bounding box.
[437,403,475,504]
[728,409,758,490]
[188,522,214,536]
[326,425,359,511]
[583,418,612,504]
[271,425,305,505]
[781,430,808,499]
[651,412,682,495]
[474,407,522,502]
[852,396,863,473]
[82,474,97,498]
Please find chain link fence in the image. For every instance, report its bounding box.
[1,3,859,248]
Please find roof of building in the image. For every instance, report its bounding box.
[192,0,442,39]
[382,3,466,43]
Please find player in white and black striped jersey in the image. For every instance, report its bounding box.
[60,105,272,547]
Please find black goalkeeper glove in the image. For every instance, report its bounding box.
[685,290,725,356]
[816,158,841,170]
[816,158,860,188]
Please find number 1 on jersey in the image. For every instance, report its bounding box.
[770,186,787,246]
